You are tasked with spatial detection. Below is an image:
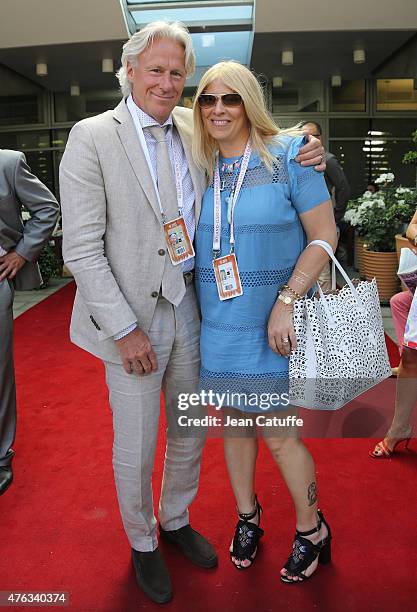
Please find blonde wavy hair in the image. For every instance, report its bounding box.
[192,61,301,181]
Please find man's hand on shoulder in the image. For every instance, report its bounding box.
[0,251,26,281]
[115,327,158,375]
[296,134,326,172]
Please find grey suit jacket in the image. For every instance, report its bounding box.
[59,99,205,364]
[0,150,59,290]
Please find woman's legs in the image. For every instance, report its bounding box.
[385,346,417,445]
[223,409,259,568]
[372,290,417,456]
[262,432,328,581]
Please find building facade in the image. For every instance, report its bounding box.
[0,0,416,199]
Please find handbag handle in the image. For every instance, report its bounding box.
[307,239,365,309]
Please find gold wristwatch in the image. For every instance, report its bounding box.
[278,284,302,306]
[278,293,295,306]
[414,235,417,247]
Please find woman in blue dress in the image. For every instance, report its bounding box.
[192,61,338,582]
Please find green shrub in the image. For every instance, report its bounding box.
[37,241,61,288]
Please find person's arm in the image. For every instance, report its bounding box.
[325,156,350,223]
[0,153,59,281]
[267,201,337,356]
[60,121,157,375]
[405,208,417,254]
[13,153,59,261]
[60,121,138,341]
[267,138,337,356]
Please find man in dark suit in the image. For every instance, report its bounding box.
[0,149,59,495]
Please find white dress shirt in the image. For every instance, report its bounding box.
[114,97,197,340]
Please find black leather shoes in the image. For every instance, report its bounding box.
[0,466,13,496]
[131,547,172,604]
[159,524,218,569]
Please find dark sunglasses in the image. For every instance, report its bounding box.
[197,93,243,108]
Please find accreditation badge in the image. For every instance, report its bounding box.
[213,253,243,301]
[163,216,195,265]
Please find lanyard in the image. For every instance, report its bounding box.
[212,141,252,257]
[127,95,184,221]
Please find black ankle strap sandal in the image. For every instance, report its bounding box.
[281,510,332,583]
[230,495,264,570]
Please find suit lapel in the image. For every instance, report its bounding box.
[113,100,161,222]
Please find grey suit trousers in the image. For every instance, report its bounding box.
[104,284,205,552]
[0,279,16,466]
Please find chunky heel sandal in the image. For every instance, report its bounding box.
[230,495,264,570]
[281,510,331,583]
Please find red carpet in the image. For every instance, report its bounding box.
[1,282,416,612]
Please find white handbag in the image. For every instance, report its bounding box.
[289,240,391,410]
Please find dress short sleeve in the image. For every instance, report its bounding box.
[285,135,331,215]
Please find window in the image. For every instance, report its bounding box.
[272,80,324,113]
[376,79,417,111]
[329,119,370,138]
[54,90,122,123]
[0,65,45,125]
[330,138,416,197]
[330,80,366,112]
[0,131,51,150]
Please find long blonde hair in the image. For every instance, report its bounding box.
[192,61,301,181]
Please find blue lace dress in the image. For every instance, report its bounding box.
[195,135,330,412]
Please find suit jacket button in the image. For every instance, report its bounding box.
[158,248,165,256]
[151,291,158,298]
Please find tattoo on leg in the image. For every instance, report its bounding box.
[307,482,317,506]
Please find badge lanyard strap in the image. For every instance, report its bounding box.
[212,141,252,258]
[127,95,184,223]
[171,140,184,217]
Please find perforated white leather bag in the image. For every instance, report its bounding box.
[289,240,391,410]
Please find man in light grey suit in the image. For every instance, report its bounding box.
[0,149,59,495]
[60,21,325,604]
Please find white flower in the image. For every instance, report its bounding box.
[398,199,405,205]
[344,210,360,226]
[21,211,31,221]
[396,187,412,195]
[363,190,373,198]
[375,172,395,184]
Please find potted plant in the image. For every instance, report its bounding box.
[344,173,416,301]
